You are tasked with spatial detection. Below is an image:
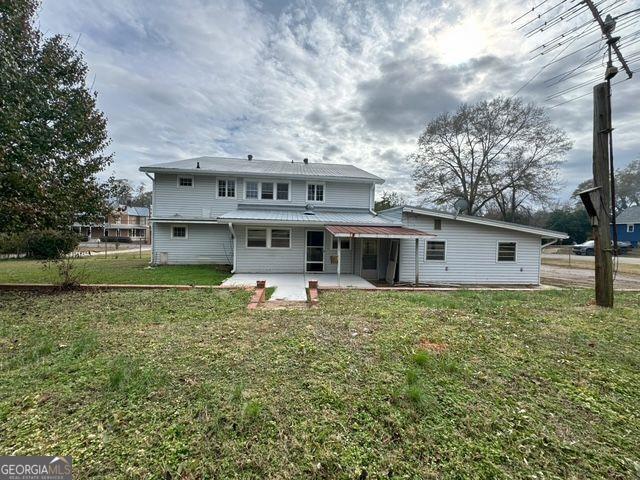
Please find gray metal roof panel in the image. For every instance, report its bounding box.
[140,156,384,183]
[617,205,640,224]
[219,209,399,225]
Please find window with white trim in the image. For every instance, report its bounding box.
[277,182,290,200]
[217,179,236,198]
[245,181,259,199]
[177,176,193,187]
[434,218,442,230]
[425,241,446,261]
[271,229,291,248]
[261,182,274,200]
[171,226,187,239]
[247,228,267,247]
[331,237,350,250]
[307,183,324,202]
[497,242,517,262]
[627,224,635,233]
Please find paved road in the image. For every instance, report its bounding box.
[542,253,640,265]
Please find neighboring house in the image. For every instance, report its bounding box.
[140,156,567,285]
[613,205,640,246]
[73,205,151,243]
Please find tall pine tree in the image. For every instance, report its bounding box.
[0,0,112,233]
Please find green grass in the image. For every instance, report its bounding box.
[0,252,230,285]
[1,289,639,478]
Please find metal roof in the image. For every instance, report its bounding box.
[326,225,434,239]
[140,156,384,184]
[123,206,149,217]
[617,205,640,224]
[218,209,397,225]
[384,205,569,239]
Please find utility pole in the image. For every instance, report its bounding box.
[591,82,614,307]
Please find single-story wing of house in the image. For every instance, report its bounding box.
[613,205,640,247]
[140,156,568,286]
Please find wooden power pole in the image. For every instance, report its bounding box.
[592,82,614,307]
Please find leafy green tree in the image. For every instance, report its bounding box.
[545,207,591,244]
[572,159,640,214]
[0,0,112,233]
[374,190,406,212]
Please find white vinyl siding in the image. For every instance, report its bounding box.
[152,223,232,265]
[398,213,541,285]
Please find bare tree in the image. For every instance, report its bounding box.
[410,97,571,218]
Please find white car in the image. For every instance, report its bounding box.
[572,240,631,256]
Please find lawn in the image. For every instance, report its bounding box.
[1,289,638,478]
[0,251,230,285]
[542,256,640,276]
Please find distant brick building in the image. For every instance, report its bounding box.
[73,205,151,243]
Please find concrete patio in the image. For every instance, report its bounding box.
[222,273,376,301]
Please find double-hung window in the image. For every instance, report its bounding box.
[425,241,446,261]
[246,228,290,248]
[497,242,517,262]
[307,183,324,202]
[217,179,236,198]
[261,182,274,200]
[245,181,259,199]
[270,229,291,248]
[247,228,267,247]
[276,182,290,200]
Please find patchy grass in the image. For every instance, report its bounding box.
[0,289,638,478]
[0,252,230,285]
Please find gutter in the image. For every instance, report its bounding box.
[227,223,237,273]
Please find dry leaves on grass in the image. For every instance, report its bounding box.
[419,338,448,353]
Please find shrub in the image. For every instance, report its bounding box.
[99,236,132,243]
[0,233,25,255]
[24,230,80,259]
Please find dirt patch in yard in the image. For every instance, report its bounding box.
[541,264,640,290]
[419,339,448,353]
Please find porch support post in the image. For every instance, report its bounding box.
[414,238,419,286]
[337,240,341,286]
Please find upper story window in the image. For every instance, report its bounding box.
[497,242,517,262]
[277,182,290,200]
[261,182,274,200]
[177,176,193,187]
[246,181,259,199]
[217,179,236,198]
[628,224,635,233]
[307,183,325,202]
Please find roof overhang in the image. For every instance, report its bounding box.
[139,166,384,184]
[400,206,569,239]
[326,225,435,239]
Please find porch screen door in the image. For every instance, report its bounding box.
[361,239,378,280]
[306,230,324,272]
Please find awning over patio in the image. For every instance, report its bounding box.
[325,225,434,239]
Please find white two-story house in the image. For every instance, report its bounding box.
[140,156,567,285]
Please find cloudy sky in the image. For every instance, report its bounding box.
[38,0,640,203]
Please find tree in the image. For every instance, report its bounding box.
[571,159,640,214]
[374,190,406,212]
[410,97,571,219]
[545,206,591,244]
[0,0,112,234]
[108,178,134,205]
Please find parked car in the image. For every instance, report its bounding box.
[572,240,631,256]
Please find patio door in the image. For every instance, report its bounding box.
[306,230,324,272]
[361,238,378,280]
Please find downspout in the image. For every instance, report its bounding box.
[228,223,237,273]
[144,172,155,264]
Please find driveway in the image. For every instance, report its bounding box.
[222,273,375,301]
